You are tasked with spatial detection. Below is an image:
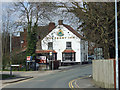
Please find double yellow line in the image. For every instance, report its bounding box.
[69,78,76,88]
[68,76,89,89]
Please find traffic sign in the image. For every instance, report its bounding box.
[11,65,20,67]
[27,56,31,60]
[49,52,52,56]
[27,56,33,61]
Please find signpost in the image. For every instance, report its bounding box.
[50,51,53,70]
[11,65,20,67]
[50,52,52,56]
[26,56,33,71]
[10,64,20,77]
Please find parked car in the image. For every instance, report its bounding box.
[88,55,94,63]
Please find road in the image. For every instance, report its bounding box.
[3,64,92,88]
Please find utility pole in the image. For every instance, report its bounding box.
[115,0,119,89]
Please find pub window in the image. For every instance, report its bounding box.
[66,42,72,49]
[48,42,53,50]
[63,53,75,61]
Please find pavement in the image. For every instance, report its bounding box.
[75,76,97,88]
[1,64,101,89]
[1,70,60,84]
[69,75,102,89]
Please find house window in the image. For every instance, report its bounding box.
[83,44,85,50]
[66,42,71,49]
[48,42,53,50]
[63,53,75,61]
[21,40,24,44]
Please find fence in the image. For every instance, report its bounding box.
[92,59,115,88]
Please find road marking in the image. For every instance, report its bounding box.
[68,64,91,89]
[68,76,89,88]
[74,80,80,88]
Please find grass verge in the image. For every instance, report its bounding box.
[1,74,15,80]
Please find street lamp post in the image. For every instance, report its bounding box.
[10,32,12,77]
[9,31,23,76]
[51,33,54,70]
[115,0,119,89]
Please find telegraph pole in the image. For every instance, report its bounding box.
[115,0,119,89]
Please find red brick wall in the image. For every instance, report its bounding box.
[21,29,27,48]
[12,36,20,51]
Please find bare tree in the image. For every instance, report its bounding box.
[2,3,15,69]
[13,2,59,59]
[57,2,120,59]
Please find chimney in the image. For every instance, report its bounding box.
[24,29,27,32]
[58,20,63,25]
[49,22,55,32]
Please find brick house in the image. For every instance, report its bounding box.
[12,36,21,51]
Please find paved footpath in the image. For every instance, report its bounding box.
[75,76,97,88]
[69,76,101,88]
[2,70,60,84]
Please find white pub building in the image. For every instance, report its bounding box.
[36,20,88,65]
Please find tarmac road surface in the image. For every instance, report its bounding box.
[2,64,92,88]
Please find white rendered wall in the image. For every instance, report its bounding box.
[42,25,82,62]
[80,40,88,62]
